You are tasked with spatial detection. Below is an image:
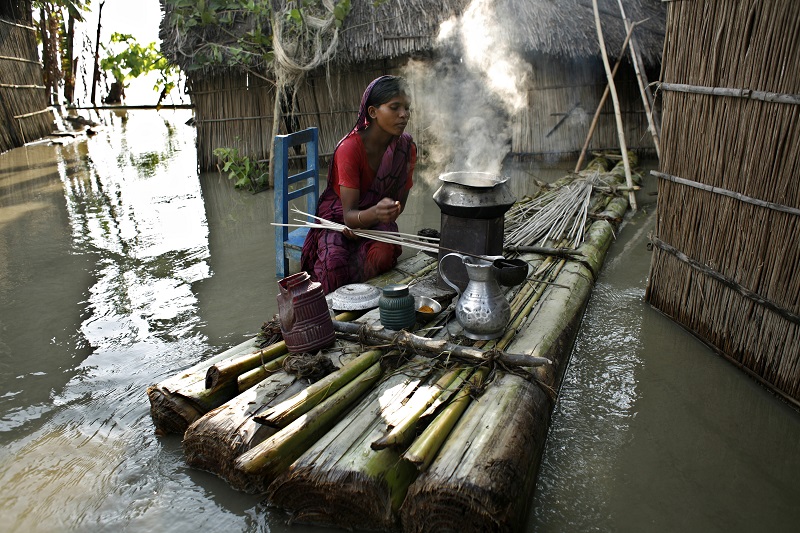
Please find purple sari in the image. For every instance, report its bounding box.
[301,76,414,293]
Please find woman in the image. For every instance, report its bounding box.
[301,75,417,294]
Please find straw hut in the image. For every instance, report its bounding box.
[0,1,54,153]
[645,1,800,407]
[159,0,665,172]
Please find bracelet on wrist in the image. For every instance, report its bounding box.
[357,210,364,226]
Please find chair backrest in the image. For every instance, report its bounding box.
[274,127,320,277]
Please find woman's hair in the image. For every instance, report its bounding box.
[365,75,409,115]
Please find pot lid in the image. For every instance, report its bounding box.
[327,283,381,310]
[381,284,409,297]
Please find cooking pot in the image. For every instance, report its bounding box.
[432,171,516,219]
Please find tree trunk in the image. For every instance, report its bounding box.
[268,83,282,188]
[91,1,105,107]
[63,13,76,103]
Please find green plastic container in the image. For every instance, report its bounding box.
[379,284,416,330]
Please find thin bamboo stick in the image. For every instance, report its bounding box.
[616,0,661,159]
[591,0,637,210]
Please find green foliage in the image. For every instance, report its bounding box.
[100,33,181,101]
[164,0,352,71]
[33,0,89,18]
[213,144,269,191]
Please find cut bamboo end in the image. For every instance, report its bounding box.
[254,349,384,428]
[234,361,384,477]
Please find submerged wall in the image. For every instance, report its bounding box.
[646,0,800,406]
[0,17,54,153]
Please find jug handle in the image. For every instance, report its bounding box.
[438,252,464,297]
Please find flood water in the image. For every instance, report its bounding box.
[1,110,798,532]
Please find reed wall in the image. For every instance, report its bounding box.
[0,17,54,154]
[645,0,800,406]
[191,62,408,172]
[513,55,656,162]
[191,56,656,172]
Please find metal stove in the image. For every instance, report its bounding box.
[433,172,516,291]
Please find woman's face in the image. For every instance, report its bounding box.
[369,93,411,137]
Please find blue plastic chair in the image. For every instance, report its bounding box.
[274,127,320,278]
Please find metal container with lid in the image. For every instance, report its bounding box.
[378,284,416,330]
[433,172,516,219]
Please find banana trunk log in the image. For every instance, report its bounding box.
[266,362,441,530]
[147,338,260,435]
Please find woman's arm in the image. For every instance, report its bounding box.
[341,187,402,229]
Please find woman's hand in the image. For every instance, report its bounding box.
[375,197,402,223]
[342,227,358,240]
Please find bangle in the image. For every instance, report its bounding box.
[357,210,364,226]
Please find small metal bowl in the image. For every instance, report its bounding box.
[491,258,529,287]
[415,296,443,322]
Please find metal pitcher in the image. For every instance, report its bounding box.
[439,253,511,340]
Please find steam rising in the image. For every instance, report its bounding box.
[405,0,530,179]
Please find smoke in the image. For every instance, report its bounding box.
[404,0,531,180]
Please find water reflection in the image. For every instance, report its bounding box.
[0,109,229,532]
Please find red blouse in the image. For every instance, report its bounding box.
[330,134,416,197]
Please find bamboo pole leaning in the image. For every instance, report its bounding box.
[591,0,637,210]
[616,0,661,160]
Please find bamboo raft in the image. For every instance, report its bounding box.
[147,157,637,532]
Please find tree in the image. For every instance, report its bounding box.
[34,0,89,105]
[99,32,181,106]
[163,0,352,187]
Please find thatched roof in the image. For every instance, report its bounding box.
[0,1,32,23]
[160,0,665,76]
[500,0,666,65]
[337,0,666,66]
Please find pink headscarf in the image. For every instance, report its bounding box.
[334,75,392,150]
[330,75,412,200]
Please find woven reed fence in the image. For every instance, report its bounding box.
[645,0,800,406]
[0,17,54,153]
